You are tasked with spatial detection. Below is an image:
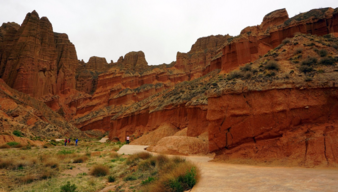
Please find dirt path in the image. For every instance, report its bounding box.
[98,137,109,143]
[118,145,338,192]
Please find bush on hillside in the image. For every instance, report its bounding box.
[265,61,280,71]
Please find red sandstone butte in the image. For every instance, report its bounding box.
[0,11,78,98]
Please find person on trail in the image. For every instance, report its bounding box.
[75,138,78,146]
[126,135,130,144]
[64,138,67,146]
[68,138,71,144]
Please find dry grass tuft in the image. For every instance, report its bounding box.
[21,174,36,184]
[110,151,119,158]
[90,164,109,177]
[40,168,54,179]
[126,154,140,165]
[143,161,200,192]
[154,154,170,168]
[0,158,12,169]
[0,144,10,149]
[73,156,88,163]
[111,146,120,151]
[138,152,152,160]
[138,159,154,171]
[44,159,59,169]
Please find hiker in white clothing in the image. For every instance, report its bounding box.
[126,135,130,144]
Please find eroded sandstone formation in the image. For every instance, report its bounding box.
[0,11,78,98]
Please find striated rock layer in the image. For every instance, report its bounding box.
[208,88,338,167]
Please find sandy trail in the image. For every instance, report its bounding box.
[98,137,109,143]
[118,145,338,192]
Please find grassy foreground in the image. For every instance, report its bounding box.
[0,139,199,192]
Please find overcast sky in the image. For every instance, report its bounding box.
[1,0,337,65]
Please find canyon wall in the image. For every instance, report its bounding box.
[207,88,338,167]
[208,8,338,73]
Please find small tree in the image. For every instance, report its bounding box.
[13,130,23,137]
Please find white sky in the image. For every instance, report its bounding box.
[1,0,337,65]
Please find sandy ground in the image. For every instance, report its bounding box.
[117,145,338,192]
[98,137,109,143]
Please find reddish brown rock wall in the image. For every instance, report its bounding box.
[217,8,338,73]
[175,35,230,73]
[109,105,208,142]
[207,88,338,167]
[0,11,77,98]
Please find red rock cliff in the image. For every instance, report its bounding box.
[211,8,338,74]
[0,11,77,98]
[207,88,338,167]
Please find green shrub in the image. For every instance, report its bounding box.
[178,167,197,188]
[323,34,332,38]
[60,181,77,192]
[301,57,317,66]
[299,65,313,73]
[108,175,115,183]
[227,71,243,80]
[333,43,338,50]
[13,130,23,137]
[7,142,21,147]
[265,61,280,71]
[240,64,252,72]
[319,57,335,65]
[242,71,252,79]
[282,38,291,45]
[124,175,137,181]
[294,48,303,54]
[265,72,276,77]
[142,177,155,185]
[318,49,328,57]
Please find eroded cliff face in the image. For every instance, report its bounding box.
[204,32,338,167]
[176,35,230,78]
[75,56,112,94]
[107,70,218,141]
[211,7,338,73]
[0,11,77,98]
[208,88,338,167]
